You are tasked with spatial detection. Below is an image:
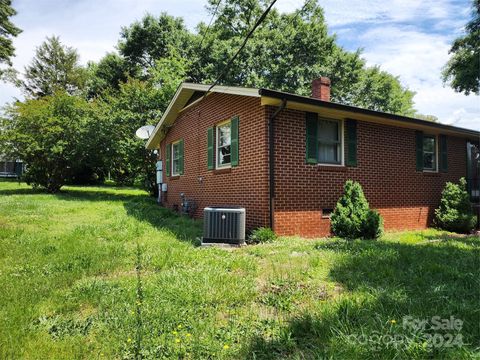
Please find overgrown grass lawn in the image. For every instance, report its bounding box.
[0,180,479,359]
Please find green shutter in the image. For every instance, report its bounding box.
[165,143,171,177]
[415,131,424,171]
[345,119,357,167]
[305,112,318,164]
[178,139,184,175]
[466,142,472,195]
[231,116,239,167]
[439,135,448,172]
[207,127,214,170]
[14,162,23,177]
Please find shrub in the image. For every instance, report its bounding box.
[0,92,96,193]
[247,227,277,245]
[435,178,475,233]
[363,209,383,240]
[330,180,383,239]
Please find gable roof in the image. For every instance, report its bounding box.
[146,82,479,149]
[145,83,259,149]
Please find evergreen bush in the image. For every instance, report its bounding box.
[435,178,475,233]
[331,180,383,239]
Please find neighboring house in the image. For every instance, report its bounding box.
[0,158,23,178]
[146,79,480,237]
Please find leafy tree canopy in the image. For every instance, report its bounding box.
[197,0,415,115]
[0,92,95,192]
[5,0,425,193]
[0,0,21,72]
[443,0,480,95]
[86,52,137,98]
[22,36,87,98]
[415,114,438,122]
[118,13,193,71]
[111,0,416,116]
[92,54,188,193]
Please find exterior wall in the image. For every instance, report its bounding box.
[159,93,270,230]
[0,159,23,178]
[272,107,468,237]
[159,93,469,238]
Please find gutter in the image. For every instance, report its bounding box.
[268,99,287,230]
[259,88,480,138]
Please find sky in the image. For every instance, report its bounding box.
[1,0,479,131]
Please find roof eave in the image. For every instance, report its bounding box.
[259,88,480,139]
[145,83,261,149]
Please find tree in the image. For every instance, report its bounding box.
[148,51,189,107]
[99,79,166,192]
[351,66,416,116]
[0,0,21,75]
[22,36,87,97]
[415,114,438,122]
[188,0,415,116]
[0,92,95,192]
[101,53,188,193]
[443,0,480,95]
[86,52,139,98]
[99,1,416,116]
[118,13,193,72]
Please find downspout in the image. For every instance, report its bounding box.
[268,99,287,230]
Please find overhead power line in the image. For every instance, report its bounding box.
[205,0,278,94]
[288,0,314,26]
[269,0,314,80]
[198,0,223,50]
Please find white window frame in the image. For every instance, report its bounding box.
[317,118,344,166]
[216,119,232,169]
[171,140,181,176]
[422,134,438,172]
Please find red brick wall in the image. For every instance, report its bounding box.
[272,107,467,237]
[160,94,468,238]
[160,93,270,230]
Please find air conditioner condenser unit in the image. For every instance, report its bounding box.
[203,207,245,245]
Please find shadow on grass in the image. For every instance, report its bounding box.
[122,196,203,246]
[0,185,202,246]
[0,186,138,198]
[0,188,46,196]
[247,238,480,359]
[70,188,202,245]
[57,187,145,203]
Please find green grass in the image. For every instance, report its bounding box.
[0,180,479,359]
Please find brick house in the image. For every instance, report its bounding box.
[0,157,24,178]
[146,79,480,237]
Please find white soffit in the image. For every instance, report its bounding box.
[145,83,260,149]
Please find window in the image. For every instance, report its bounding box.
[172,141,181,176]
[318,119,342,165]
[306,114,352,167]
[207,116,239,170]
[423,135,437,171]
[416,131,441,172]
[216,121,231,168]
[165,139,183,177]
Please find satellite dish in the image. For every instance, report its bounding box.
[135,125,155,140]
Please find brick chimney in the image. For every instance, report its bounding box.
[311,77,331,101]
